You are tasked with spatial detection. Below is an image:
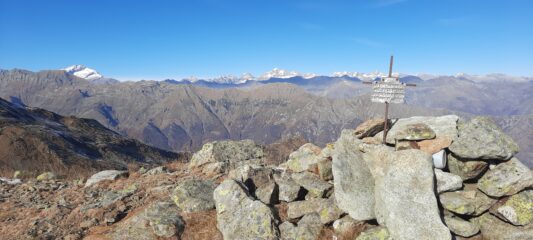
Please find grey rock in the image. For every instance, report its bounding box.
[291,171,332,198]
[332,129,375,220]
[282,143,327,173]
[273,172,301,202]
[393,123,436,141]
[317,159,333,181]
[0,177,21,185]
[444,215,479,237]
[439,190,496,216]
[279,213,322,240]
[354,119,387,139]
[435,169,463,193]
[144,166,168,175]
[385,115,459,144]
[374,149,451,240]
[36,172,57,181]
[213,179,279,239]
[287,196,343,224]
[449,117,519,160]
[355,226,392,240]
[189,139,264,174]
[172,179,216,212]
[110,201,184,239]
[85,170,128,187]
[473,213,533,240]
[478,158,533,197]
[447,154,488,181]
[496,190,533,226]
[229,164,277,204]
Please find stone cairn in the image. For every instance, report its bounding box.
[185,115,533,239]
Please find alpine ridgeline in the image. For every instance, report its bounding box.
[1,115,532,239]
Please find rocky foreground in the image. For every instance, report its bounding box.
[1,115,533,239]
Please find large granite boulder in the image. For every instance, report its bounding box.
[473,213,533,240]
[283,143,327,173]
[213,179,279,239]
[374,149,451,240]
[449,117,519,160]
[384,115,459,144]
[477,158,533,197]
[447,154,488,181]
[332,129,375,220]
[279,213,322,240]
[287,196,343,224]
[172,179,216,212]
[188,139,264,174]
[496,190,533,226]
[110,201,184,239]
[85,170,128,187]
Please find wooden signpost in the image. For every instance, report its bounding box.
[364,56,416,144]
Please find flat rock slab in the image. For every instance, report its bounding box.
[474,213,533,240]
[283,143,327,173]
[85,170,128,187]
[172,179,216,212]
[332,129,375,220]
[374,149,451,240]
[291,171,332,198]
[393,123,436,141]
[385,115,459,144]
[354,119,387,139]
[439,190,496,216]
[213,179,279,239]
[477,158,533,197]
[449,117,519,160]
[279,213,322,240]
[444,215,479,237]
[287,197,343,224]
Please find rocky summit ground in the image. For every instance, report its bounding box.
[1,115,533,240]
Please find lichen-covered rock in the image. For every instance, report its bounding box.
[395,140,420,151]
[188,139,264,174]
[172,179,215,212]
[477,158,533,197]
[447,154,488,181]
[332,130,375,220]
[385,115,459,144]
[354,119,387,139]
[213,179,279,239]
[435,169,463,193]
[273,172,301,202]
[374,149,451,240]
[393,123,436,141]
[444,215,479,237]
[85,170,128,187]
[496,190,533,226]
[229,164,278,204]
[291,171,332,198]
[473,213,533,240]
[439,190,496,216]
[279,213,322,240]
[355,226,392,240]
[287,196,343,224]
[144,166,168,175]
[110,201,184,239]
[36,172,56,181]
[316,159,333,181]
[449,117,519,160]
[283,143,327,173]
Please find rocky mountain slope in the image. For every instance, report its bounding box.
[1,115,531,239]
[0,97,183,178]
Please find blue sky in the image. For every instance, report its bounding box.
[1,0,532,80]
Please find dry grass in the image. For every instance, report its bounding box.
[181,210,223,240]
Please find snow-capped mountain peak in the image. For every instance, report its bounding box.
[63,65,103,80]
[258,68,317,80]
[332,71,389,81]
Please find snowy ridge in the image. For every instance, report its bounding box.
[63,65,103,80]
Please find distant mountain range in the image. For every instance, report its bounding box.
[0,97,183,178]
[1,67,532,167]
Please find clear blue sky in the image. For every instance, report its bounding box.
[1,0,532,80]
